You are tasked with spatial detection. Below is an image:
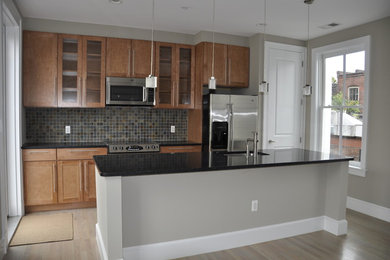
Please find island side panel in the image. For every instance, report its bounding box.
[121,163,335,248]
[96,168,123,260]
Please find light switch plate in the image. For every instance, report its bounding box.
[170,125,175,133]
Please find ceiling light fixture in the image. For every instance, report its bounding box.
[109,0,122,4]
[303,0,314,96]
[146,0,157,89]
[259,0,268,93]
[209,0,216,90]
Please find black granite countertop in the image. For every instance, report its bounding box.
[21,141,201,149]
[94,148,353,177]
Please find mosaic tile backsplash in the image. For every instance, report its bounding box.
[25,107,188,143]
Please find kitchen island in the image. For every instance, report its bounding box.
[94,149,352,260]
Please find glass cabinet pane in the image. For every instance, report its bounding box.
[178,48,192,105]
[61,38,79,104]
[158,46,173,105]
[85,40,102,104]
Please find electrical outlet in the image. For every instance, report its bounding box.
[65,125,71,134]
[251,200,258,212]
[170,125,175,133]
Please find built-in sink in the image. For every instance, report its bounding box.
[223,151,269,156]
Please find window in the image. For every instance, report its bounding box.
[311,36,370,177]
[348,86,359,101]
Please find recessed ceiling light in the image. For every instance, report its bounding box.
[181,6,190,10]
[256,23,267,27]
[109,0,122,4]
[319,23,340,29]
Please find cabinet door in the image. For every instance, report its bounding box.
[132,40,153,78]
[24,161,57,206]
[83,160,97,202]
[176,45,195,109]
[202,43,228,86]
[83,36,106,107]
[23,31,58,107]
[57,160,83,203]
[58,34,83,107]
[227,45,249,87]
[156,42,176,108]
[106,38,131,77]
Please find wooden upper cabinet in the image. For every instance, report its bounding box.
[227,45,249,87]
[106,38,153,78]
[83,36,106,107]
[132,39,153,78]
[58,34,105,108]
[58,34,83,107]
[202,42,228,86]
[200,42,249,88]
[23,31,58,107]
[106,38,131,77]
[156,42,195,109]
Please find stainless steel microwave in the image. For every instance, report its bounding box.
[106,77,155,106]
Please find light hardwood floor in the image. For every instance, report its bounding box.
[4,209,390,260]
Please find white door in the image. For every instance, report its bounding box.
[263,42,305,149]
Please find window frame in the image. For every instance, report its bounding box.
[348,86,359,101]
[310,36,370,177]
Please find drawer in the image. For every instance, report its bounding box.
[160,145,201,154]
[57,148,107,160]
[23,149,57,161]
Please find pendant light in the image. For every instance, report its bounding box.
[146,0,157,89]
[209,0,216,90]
[303,0,314,96]
[258,0,268,93]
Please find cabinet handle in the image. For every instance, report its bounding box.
[167,147,194,150]
[52,163,56,193]
[132,49,135,76]
[84,161,88,192]
[69,149,99,153]
[54,76,57,105]
[228,58,231,84]
[128,49,131,76]
[79,161,83,191]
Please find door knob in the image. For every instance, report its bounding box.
[268,140,275,143]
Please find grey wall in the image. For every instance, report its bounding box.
[308,17,390,208]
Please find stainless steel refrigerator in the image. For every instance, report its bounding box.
[202,94,259,152]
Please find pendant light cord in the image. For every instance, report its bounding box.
[150,0,155,76]
[212,0,215,77]
[306,1,310,85]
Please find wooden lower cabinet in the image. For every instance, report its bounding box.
[57,160,83,203]
[160,145,201,153]
[24,161,57,206]
[23,147,106,212]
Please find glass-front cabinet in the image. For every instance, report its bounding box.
[156,42,194,109]
[58,34,106,107]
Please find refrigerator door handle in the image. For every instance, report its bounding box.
[227,103,234,151]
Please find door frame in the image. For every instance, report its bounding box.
[262,41,307,149]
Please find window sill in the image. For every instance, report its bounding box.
[348,165,366,177]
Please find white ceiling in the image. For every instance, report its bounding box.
[15,0,390,40]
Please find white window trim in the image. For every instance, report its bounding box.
[310,36,370,177]
[348,86,359,101]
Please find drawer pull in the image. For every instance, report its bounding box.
[27,150,50,153]
[168,147,194,150]
[70,149,99,153]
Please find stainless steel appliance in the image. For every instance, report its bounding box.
[106,77,155,106]
[203,94,259,152]
[108,143,160,153]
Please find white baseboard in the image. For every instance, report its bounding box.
[323,216,348,235]
[96,224,108,260]
[347,196,390,222]
[123,216,342,260]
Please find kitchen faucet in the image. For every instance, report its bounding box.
[246,131,259,159]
